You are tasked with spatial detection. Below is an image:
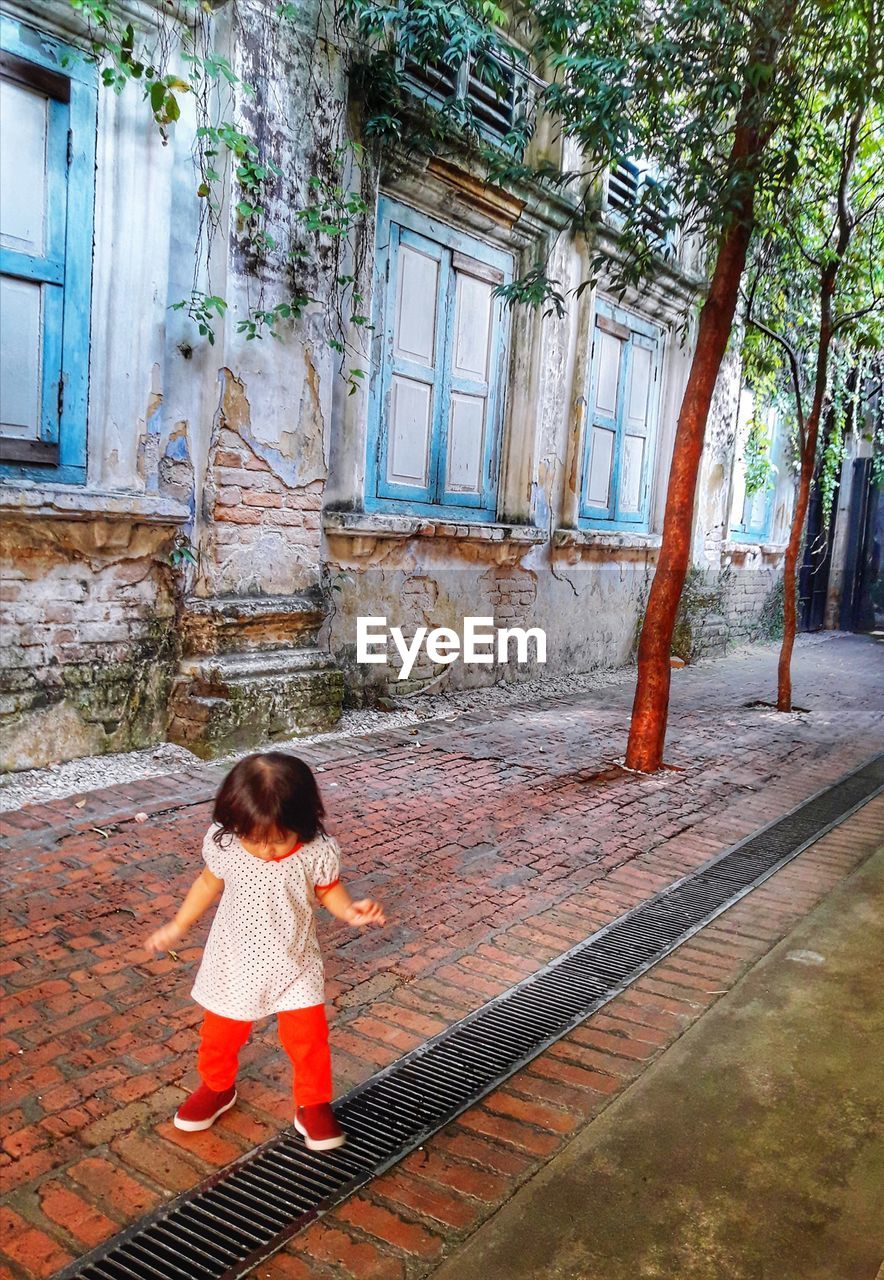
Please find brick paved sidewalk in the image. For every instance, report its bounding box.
[1,634,882,1279]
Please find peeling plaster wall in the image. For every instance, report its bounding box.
[181,0,344,599]
[323,543,655,703]
[1,0,799,768]
[2,0,344,765]
[200,368,324,597]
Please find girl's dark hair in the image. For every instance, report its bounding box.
[213,753,326,845]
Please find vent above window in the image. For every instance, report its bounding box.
[607,158,641,217]
[400,55,459,102]
[466,55,518,138]
[400,47,530,149]
[606,159,674,252]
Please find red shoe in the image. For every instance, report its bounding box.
[294,1103,346,1151]
[174,1083,237,1132]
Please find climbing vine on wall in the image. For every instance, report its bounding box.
[739,328,783,496]
[65,0,531,372]
[67,0,298,338]
[742,418,776,498]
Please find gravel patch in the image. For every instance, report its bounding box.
[0,742,203,813]
[0,632,841,812]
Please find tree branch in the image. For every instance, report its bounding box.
[831,297,884,334]
[744,302,807,451]
[782,213,825,270]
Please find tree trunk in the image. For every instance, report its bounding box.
[624,221,753,771]
[777,301,834,710]
[624,2,797,772]
[777,422,816,710]
[775,101,861,710]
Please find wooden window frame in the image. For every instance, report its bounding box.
[366,196,513,520]
[730,414,779,544]
[0,18,97,484]
[579,298,664,532]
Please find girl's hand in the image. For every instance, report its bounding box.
[145,921,184,955]
[344,899,386,928]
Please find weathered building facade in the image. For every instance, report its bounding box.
[1,0,819,770]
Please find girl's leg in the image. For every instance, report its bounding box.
[197,1010,253,1091]
[277,1005,333,1107]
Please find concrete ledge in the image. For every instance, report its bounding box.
[722,539,788,558]
[168,650,344,758]
[323,510,547,546]
[553,527,663,552]
[179,648,338,682]
[0,484,191,525]
[179,592,327,658]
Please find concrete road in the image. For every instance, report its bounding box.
[431,848,884,1280]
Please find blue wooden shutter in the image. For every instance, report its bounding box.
[0,51,69,464]
[376,224,449,505]
[368,197,512,518]
[0,18,96,484]
[583,312,628,520]
[581,301,663,530]
[438,250,504,510]
[614,330,659,525]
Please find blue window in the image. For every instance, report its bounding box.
[367,197,513,519]
[580,300,664,530]
[731,483,775,542]
[730,408,778,543]
[0,18,96,484]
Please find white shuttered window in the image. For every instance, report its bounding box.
[369,198,512,517]
[581,301,664,529]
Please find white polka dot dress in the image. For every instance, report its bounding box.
[190,824,341,1021]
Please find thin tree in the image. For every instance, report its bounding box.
[744,72,884,708]
[624,5,794,771]
[533,0,878,769]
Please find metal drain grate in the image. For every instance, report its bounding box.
[59,753,884,1280]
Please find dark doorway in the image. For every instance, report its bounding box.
[839,457,881,632]
[798,475,837,632]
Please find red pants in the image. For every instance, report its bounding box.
[198,1005,332,1107]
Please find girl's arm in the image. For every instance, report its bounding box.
[316,882,385,928]
[145,868,224,953]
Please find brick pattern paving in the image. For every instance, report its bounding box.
[0,636,881,1279]
[255,797,884,1280]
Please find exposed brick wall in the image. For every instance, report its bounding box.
[328,565,546,703]
[486,569,538,628]
[485,568,541,678]
[378,576,442,697]
[200,371,324,598]
[211,439,323,536]
[0,520,178,771]
[721,562,785,646]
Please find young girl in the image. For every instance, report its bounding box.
[145,752,384,1151]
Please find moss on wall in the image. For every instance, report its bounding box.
[757,577,786,642]
[631,567,731,666]
[0,613,179,771]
